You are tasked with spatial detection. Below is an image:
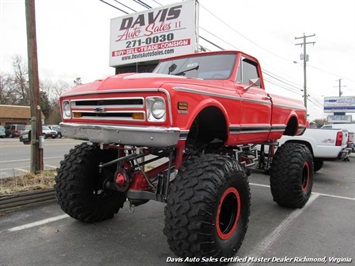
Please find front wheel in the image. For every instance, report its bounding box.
[55,142,126,223]
[164,154,250,259]
[270,143,313,208]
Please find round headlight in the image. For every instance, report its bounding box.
[63,101,71,118]
[151,99,166,119]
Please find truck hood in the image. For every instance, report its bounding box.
[61,73,229,97]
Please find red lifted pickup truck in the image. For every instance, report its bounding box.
[56,50,310,260]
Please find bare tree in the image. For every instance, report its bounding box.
[11,55,30,105]
[40,79,69,102]
[0,73,15,104]
[40,79,70,124]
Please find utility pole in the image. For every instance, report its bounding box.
[335,79,346,97]
[295,33,316,117]
[25,0,43,173]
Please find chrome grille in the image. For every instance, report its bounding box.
[71,97,145,121]
[72,97,144,108]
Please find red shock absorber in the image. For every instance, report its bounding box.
[129,171,151,191]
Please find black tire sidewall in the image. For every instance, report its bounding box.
[55,143,125,222]
[164,155,250,259]
[213,173,250,257]
[270,142,313,208]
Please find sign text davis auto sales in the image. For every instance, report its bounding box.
[109,0,198,66]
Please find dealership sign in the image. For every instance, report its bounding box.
[327,115,352,123]
[110,0,199,66]
[324,96,355,113]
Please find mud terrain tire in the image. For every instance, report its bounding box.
[55,142,126,222]
[270,142,313,208]
[164,154,250,259]
[313,159,324,173]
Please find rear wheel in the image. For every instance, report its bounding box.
[164,154,250,259]
[55,142,126,223]
[313,159,324,173]
[270,143,313,208]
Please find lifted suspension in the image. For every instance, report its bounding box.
[99,145,177,204]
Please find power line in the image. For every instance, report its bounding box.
[150,0,162,6]
[199,36,225,51]
[263,70,303,91]
[99,0,129,13]
[307,64,355,83]
[199,27,237,51]
[263,75,302,94]
[263,77,302,96]
[114,0,137,13]
[308,97,323,110]
[133,0,152,9]
[199,3,295,64]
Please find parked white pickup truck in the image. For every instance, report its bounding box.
[278,128,350,172]
[321,123,355,152]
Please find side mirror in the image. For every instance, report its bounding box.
[244,78,260,91]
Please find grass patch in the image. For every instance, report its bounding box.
[0,171,56,195]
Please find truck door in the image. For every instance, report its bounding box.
[235,57,272,143]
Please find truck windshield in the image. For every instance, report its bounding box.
[153,54,236,80]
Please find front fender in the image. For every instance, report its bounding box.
[184,98,231,131]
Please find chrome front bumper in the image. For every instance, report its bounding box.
[60,122,182,147]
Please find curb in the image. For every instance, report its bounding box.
[0,189,56,213]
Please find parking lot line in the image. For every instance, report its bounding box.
[5,214,69,233]
[250,182,355,201]
[14,168,29,173]
[240,193,319,266]
[44,164,58,169]
[314,192,355,201]
[250,182,270,188]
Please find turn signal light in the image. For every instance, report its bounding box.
[132,113,144,120]
[73,112,82,118]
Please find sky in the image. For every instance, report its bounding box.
[1,0,355,121]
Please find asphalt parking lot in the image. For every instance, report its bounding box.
[0,159,354,265]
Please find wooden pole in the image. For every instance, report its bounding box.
[25,0,43,173]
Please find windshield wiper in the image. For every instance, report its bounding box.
[168,63,177,74]
[173,64,199,76]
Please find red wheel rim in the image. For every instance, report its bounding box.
[216,187,241,240]
[302,162,310,192]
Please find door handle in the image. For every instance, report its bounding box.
[262,96,272,100]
